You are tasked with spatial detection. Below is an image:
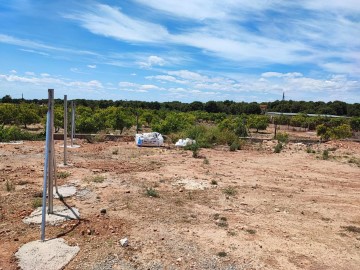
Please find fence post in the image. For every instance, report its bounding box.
[64,95,67,165]
[47,89,54,214]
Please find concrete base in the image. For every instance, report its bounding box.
[16,238,79,270]
[59,144,80,148]
[54,185,77,198]
[23,205,80,225]
[0,141,24,145]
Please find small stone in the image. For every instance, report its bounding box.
[274,208,281,212]
[100,208,107,214]
[120,238,129,247]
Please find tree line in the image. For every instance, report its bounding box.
[2,95,360,116]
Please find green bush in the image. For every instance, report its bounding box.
[0,125,35,142]
[274,142,283,153]
[322,149,329,160]
[275,132,289,143]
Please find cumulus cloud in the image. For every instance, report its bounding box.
[87,64,97,69]
[138,55,165,69]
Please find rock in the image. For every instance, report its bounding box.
[120,238,129,247]
[100,208,107,214]
[274,208,281,212]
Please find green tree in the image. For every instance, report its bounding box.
[350,117,360,132]
[18,103,41,128]
[1,95,12,103]
[247,115,269,132]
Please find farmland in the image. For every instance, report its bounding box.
[1,127,360,269]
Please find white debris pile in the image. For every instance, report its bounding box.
[175,138,196,147]
[135,132,164,147]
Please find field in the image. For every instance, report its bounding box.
[1,129,360,270]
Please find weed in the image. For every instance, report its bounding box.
[17,180,29,185]
[5,180,15,192]
[229,141,239,152]
[213,213,220,220]
[85,175,105,183]
[146,187,159,198]
[348,157,360,167]
[217,220,228,227]
[57,171,71,179]
[217,251,227,257]
[227,230,237,236]
[211,179,218,185]
[223,186,237,196]
[274,142,283,153]
[186,143,200,158]
[275,132,289,143]
[112,148,119,155]
[306,147,316,154]
[343,225,360,233]
[220,216,227,221]
[188,191,193,200]
[203,158,209,165]
[322,150,329,160]
[246,229,256,234]
[32,197,42,208]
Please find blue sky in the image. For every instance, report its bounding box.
[0,0,359,103]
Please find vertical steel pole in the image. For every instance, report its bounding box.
[48,89,54,214]
[41,111,50,241]
[64,95,67,165]
[71,101,74,147]
[73,101,76,139]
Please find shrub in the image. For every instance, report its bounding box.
[229,140,240,151]
[146,187,159,198]
[0,125,34,142]
[275,132,289,143]
[274,143,283,153]
[322,149,329,160]
[223,186,237,196]
[5,180,15,192]
[32,198,42,208]
[57,171,71,179]
[185,143,200,158]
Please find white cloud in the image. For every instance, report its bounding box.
[138,55,165,69]
[65,4,169,43]
[25,71,35,76]
[0,72,103,89]
[65,3,359,73]
[20,49,49,56]
[10,70,17,74]
[87,64,97,69]
[261,72,303,78]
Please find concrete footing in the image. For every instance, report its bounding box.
[23,205,80,225]
[16,238,79,270]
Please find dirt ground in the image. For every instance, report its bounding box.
[1,129,360,270]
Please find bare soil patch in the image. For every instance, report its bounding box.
[1,137,360,269]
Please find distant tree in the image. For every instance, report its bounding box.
[18,103,41,128]
[1,95,12,103]
[350,117,360,132]
[247,115,269,132]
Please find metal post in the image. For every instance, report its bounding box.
[41,111,51,241]
[64,95,67,165]
[71,101,74,147]
[48,89,54,214]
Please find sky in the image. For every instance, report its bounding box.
[0,0,359,103]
